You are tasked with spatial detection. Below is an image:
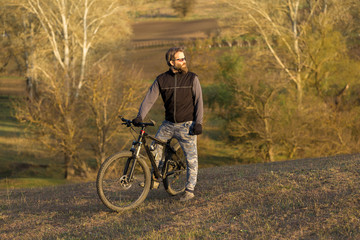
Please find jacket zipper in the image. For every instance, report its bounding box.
[174,74,177,123]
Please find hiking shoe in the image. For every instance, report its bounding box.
[180,191,194,202]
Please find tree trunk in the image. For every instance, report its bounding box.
[64,154,75,179]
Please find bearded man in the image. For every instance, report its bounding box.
[133,47,203,201]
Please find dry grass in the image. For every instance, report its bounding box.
[1,154,359,239]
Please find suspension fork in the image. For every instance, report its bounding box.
[126,127,146,181]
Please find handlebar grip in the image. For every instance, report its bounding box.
[119,116,155,127]
[119,116,132,127]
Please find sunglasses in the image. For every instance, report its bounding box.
[175,57,186,62]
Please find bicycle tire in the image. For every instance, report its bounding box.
[163,142,187,196]
[96,152,151,211]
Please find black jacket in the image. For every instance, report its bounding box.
[137,69,203,124]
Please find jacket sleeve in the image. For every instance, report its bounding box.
[136,79,160,120]
[192,76,204,125]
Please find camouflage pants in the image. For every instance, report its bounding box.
[152,120,198,192]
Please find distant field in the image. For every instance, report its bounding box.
[0,77,26,96]
[126,18,219,80]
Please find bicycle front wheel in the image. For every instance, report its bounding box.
[96,152,151,211]
[163,142,187,196]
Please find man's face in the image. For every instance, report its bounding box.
[172,51,188,73]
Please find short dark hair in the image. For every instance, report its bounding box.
[165,47,185,66]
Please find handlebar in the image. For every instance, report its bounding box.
[120,116,155,127]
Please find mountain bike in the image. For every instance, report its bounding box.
[96,117,187,212]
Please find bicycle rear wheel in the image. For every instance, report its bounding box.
[96,152,151,211]
[163,142,187,196]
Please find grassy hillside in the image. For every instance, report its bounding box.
[0,97,65,183]
[1,154,359,239]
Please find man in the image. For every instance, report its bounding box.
[133,47,203,201]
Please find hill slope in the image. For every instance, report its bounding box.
[1,154,359,239]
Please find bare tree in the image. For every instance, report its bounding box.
[24,0,130,94]
[222,0,351,108]
[216,0,360,161]
[230,80,280,162]
[0,3,40,81]
[86,63,144,168]
[210,50,288,162]
[14,0,131,178]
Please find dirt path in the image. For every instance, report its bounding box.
[131,18,219,47]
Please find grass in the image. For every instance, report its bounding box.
[0,154,359,239]
[0,178,69,189]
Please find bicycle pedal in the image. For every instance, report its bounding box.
[139,181,160,189]
[151,180,160,189]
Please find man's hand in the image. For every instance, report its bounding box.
[190,123,202,135]
[132,117,142,127]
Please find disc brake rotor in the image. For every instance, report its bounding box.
[119,175,132,189]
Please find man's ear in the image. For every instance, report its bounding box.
[170,60,174,66]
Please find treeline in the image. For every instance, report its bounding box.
[0,0,146,179]
[191,0,360,162]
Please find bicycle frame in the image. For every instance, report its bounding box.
[127,122,180,182]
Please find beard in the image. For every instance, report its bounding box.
[173,62,188,73]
